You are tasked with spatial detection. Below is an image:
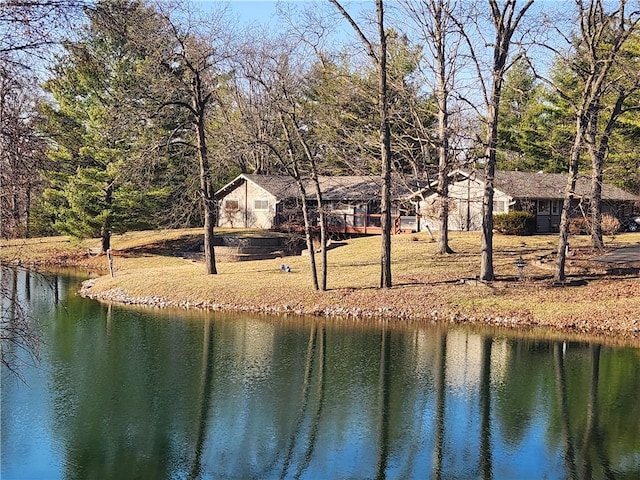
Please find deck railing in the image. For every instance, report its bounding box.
[326,213,419,234]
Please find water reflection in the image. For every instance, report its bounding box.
[1,267,639,479]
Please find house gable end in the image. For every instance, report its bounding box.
[215,174,292,201]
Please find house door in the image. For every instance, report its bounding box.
[536,200,551,233]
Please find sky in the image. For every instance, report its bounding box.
[194,1,287,25]
[191,0,370,53]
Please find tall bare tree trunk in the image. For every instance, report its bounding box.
[587,92,625,250]
[480,102,498,281]
[481,74,504,282]
[377,0,393,288]
[589,156,604,250]
[100,183,113,254]
[196,105,217,275]
[330,0,392,288]
[281,115,320,290]
[300,189,320,291]
[25,185,31,238]
[310,180,328,291]
[479,0,534,282]
[293,116,328,291]
[555,114,586,282]
[586,108,604,251]
[435,1,453,255]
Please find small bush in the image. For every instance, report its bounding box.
[494,211,535,235]
[570,215,621,235]
[569,216,589,235]
[602,215,621,235]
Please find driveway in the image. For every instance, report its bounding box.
[592,244,640,265]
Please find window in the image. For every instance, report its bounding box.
[225,199,239,211]
[493,200,506,213]
[537,200,550,214]
[551,200,560,215]
[254,199,269,211]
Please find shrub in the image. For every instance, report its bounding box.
[601,214,621,235]
[569,216,589,235]
[570,214,621,235]
[494,211,535,235]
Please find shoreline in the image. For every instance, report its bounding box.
[78,276,640,347]
[3,230,640,347]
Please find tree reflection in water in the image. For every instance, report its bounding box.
[554,341,578,479]
[295,324,327,479]
[281,323,318,478]
[432,327,447,480]
[479,336,493,480]
[375,327,391,480]
[189,317,214,479]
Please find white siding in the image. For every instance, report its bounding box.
[419,177,511,232]
[217,180,278,229]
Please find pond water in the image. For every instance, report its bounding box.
[1,267,639,479]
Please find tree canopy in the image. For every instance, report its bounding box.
[38,0,171,251]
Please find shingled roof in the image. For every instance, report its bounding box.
[464,170,639,202]
[216,171,638,204]
[215,174,412,201]
[317,176,385,201]
[244,174,298,198]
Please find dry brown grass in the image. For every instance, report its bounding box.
[2,229,639,344]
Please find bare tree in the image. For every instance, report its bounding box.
[330,0,394,288]
[585,35,640,249]
[0,1,86,60]
[0,0,87,238]
[148,3,238,275]
[0,67,47,238]
[400,0,468,254]
[456,0,534,281]
[235,35,328,290]
[549,0,639,281]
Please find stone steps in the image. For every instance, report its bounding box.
[213,235,295,262]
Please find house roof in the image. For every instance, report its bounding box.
[216,170,638,204]
[215,174,413,202]
[244,174,299,198]
[317,176,385,201]
[460,170,639,202]
[214,174,296,199]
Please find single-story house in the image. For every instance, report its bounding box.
[414,169,640,233]
[214,174,416,233]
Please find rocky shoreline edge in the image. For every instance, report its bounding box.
[79,279,640,345]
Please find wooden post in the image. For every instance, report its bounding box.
[107,248,115,277]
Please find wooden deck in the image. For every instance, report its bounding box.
[273,214,420,235]
[326,213,418,235]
